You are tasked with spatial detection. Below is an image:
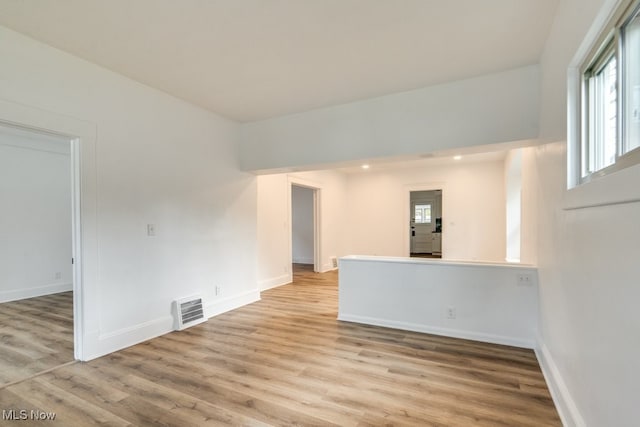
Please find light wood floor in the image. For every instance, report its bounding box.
[0,292,74,387]
[0,266,560,426]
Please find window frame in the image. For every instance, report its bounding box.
[582,37,618,176]
[413,204,432,224]
[575,0,640,186]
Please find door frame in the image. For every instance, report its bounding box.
[0,98,97,361]
[403,183,446,258]
[288,176,322,273]
[410,197,436,254]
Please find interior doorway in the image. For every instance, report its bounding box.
[289,181,321,274]
[0,124,76,385]
[409,189,443,258]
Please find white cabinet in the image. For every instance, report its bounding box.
[431,233,442,253]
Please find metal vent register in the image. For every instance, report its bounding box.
[173,296,206,330]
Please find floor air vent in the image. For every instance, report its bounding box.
[173,296,206,331]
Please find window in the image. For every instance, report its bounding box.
[624,10,640,153]
[414,204,432,224]
[584,44,617,174]
[579,0,640,182]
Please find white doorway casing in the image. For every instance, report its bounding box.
[291,185,315,265]
[287,176,322,274]
[0,98,96,361]
[410,195,437,254]
[403,183,446,258]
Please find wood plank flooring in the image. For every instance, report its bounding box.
[0,266,560,426]
[0,292,74,386]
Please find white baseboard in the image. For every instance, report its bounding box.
[82,290,261,361]
[535,336,585,427]
[0,282,73,303]
[206,289,260,318]
[292,257,314,265]
[321,263,338,273]
[338,313,535,349]
[82,314,174,361]
[258,274,291,291]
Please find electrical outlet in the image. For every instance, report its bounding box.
[447,306,456,319]
[147,223,156,236]
[215,285,221,296]
[55,272,62,280]
[517,273,533,286]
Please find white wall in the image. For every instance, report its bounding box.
[240,65,540,172]
[291,185,314,264]
[0,128,72,302]
[257,159,507,287]
[538,0,607,140]
[5,6,634,423]
[345,160,506,262]
[505,149,522,262]
[0,25,258,360]
[503,146,537,266]
[291,170,350,272]
[532,141,640,427]
[256,169,348,289]
[535,2,640,425]
[520,147,538,265]
[257,174,291,290]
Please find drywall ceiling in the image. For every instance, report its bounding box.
[0,0,559,122]
[337,150,508,174]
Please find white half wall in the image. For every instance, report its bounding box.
[240,65,540,172]
[345,159,506,262]
[0,128,72,302]
[338,256,539,349]
[0,25,258,360]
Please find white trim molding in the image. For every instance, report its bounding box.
[339,313,535,349]
[82,289,261,361]
[566,0,636,190]
[0,97,98,362]
[287,175,323,273]
[0,283,73,304]
[535,337,586,427]
[258,274,292,291]
[402,182,447,257]
[205,289,261,319]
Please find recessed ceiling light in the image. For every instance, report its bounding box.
[453,155,462,160]
[361,164,370,169]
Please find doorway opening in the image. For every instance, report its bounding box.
[409,189,443,258]
[289,181,321,275]
[0,123,77,385]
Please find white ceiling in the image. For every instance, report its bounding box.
[0,0,559,122]
[336,149,508,174]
